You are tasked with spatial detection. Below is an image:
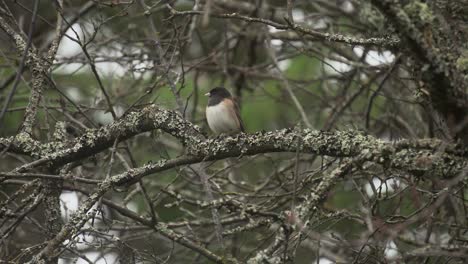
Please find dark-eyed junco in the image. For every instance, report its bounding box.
[205,87,245,134]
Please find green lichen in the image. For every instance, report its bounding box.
[456,56,468,72]
[404,1,434,25]
[14,132,43,158]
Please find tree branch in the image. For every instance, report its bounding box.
[1,105,465,176]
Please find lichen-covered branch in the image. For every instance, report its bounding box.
[0,7,55,135]
[1,105,465,177]
[1,6,66,264]
[369,0,468,141]
[1,105,204,171]
[0,108,464,184]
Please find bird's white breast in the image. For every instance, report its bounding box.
[206,103,239,134]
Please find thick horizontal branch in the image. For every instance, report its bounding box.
[1,105,204,171]
[1,105,466,177]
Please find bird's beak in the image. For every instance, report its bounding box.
[204,92,210,97]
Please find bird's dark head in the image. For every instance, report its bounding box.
[205,87,232,99]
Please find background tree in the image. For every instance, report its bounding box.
[0,0,467,263]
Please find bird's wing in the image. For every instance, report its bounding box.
[236,103,245,132]
[225,98,245,132]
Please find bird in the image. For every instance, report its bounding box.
[205,87,245,134]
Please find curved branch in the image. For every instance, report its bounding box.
[1,105,465,176]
